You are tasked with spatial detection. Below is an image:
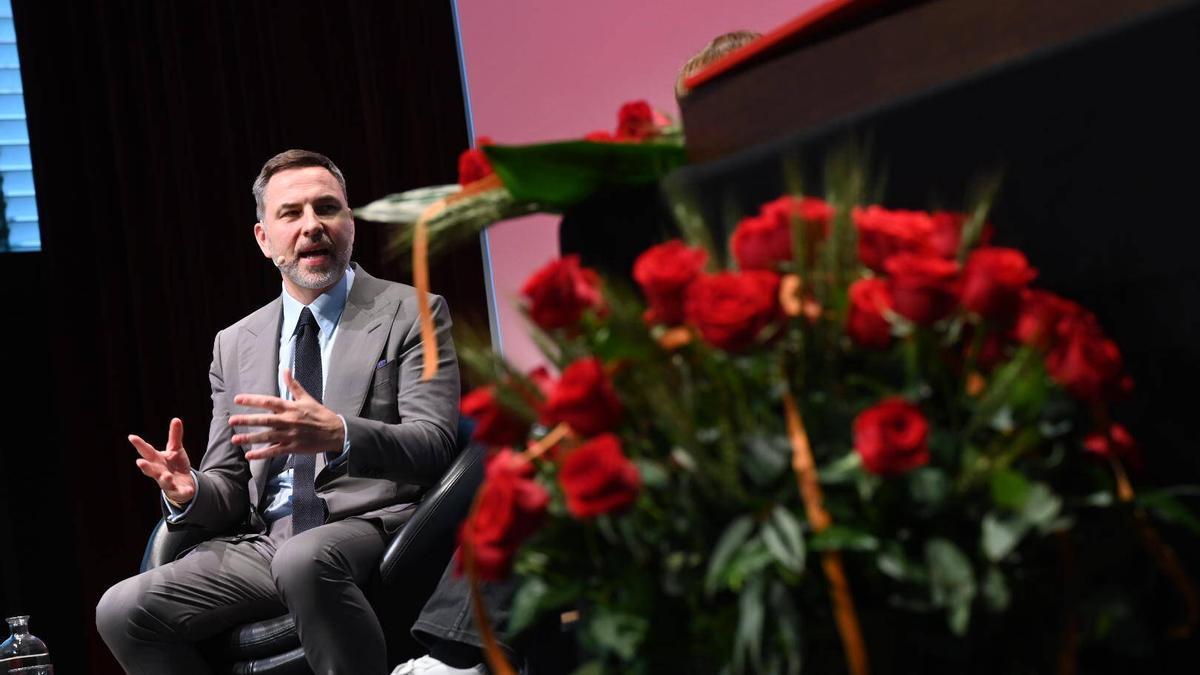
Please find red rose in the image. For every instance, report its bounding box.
[846,277,894,349]
[927,211,994,259]
[960,247,1038,322]
[853,206,938,272]
[853,398,931,475]
[616,100,656,140]
[1083,423,1143,470]
[633,240,708,325]
[1044,313,1129,402]
[520,255,605,331]
[456,449,548,580]
[540,357,622,436]
[684,270,781,352]
[884,253,961,325]
[460,386,530,447]
[558,433,641,518]
[1013,289,1083,349]
[732,196,833,270]
[584,129,615,142]
[457,136,494,186]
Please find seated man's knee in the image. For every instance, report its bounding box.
[96,579,134,644]
[271,535,335,601]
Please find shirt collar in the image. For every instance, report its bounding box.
[280,266,356,340]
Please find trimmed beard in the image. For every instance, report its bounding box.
[277,239,353,291]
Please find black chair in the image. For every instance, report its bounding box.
[139,419,484,674]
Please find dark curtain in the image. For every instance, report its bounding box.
[0,2,482,671]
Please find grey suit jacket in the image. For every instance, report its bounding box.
[166,263,461,535]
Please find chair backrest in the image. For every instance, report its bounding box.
[378,416,483,583]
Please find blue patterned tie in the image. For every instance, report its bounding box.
[290,307,324,534]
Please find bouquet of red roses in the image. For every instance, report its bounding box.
[401,136,1198,671]
[449,180,1199,673]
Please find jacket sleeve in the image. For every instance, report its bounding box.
[344,293,460,485]
[163,329,252,532]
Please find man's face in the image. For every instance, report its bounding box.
[254,166,355,298]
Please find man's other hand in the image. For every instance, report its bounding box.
[130,417,196,506]
[233,369,346,460]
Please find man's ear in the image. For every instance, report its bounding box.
[253,222,273,260]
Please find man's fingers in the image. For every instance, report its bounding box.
[135,458,162,478]
[244,444,287,461]
[166,417,184,452]
[232,430,283,447]
[228,414,290,429]
[128,435,163,463]
[284,369,312,401]
[233,394,291,412]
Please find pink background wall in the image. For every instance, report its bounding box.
[455,0,818,370]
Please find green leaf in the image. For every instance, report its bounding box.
[1021,482,1063,532]
[990,469,1031,511]
[486,140,688,209]
[570,662,605,675]
[1139,490,1200,535]
[633,458,668,489]
[742,434,790,487]
[925,538,977,636]
[818,451,863,484]
[810,525,879,552]
[762,506,807,575]
[726,539,775,589]
[981,512,1028,562]
[705,516,755,594]
[908,467,950,508]
[877,543,928,583]
[587,607,649,661]
[734,576,766,674]
[506,577,582,636]
[981,566,1011,612]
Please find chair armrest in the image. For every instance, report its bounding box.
[378,439,484,584]
[140,517,212,572]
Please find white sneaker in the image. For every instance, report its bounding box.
[390,654,487,675]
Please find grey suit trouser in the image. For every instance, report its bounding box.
[96,517,388,675]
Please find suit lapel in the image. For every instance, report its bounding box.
[321,265,396,477]
[237,299,282,508]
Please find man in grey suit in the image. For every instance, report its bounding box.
[96,149,460,674]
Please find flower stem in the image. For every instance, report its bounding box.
[783,391,869,675]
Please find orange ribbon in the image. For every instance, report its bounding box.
[783,391,870,675]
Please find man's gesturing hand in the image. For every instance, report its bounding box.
[130,417,196,506]
[233,369,346,461]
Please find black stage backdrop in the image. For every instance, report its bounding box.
[0,2,481,671]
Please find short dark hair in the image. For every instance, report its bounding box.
[252,149,348,220]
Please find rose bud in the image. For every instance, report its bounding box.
[1013,289,1083,350]
[540,357,623,437]
[520,255,605,331]
[853,398,931,475]
[633,240,708,326]
[1044,313,1127,402]
[853,205,938,272]
[684,270,782,352]
[884,253,961,325]
[558,433,641,518]
[457,136,494,186]
[1083,423,1143,470]
[460,385,530,447]
[732,196,833,270]
[960,247,1037,323]
[456,449,549,580]
[846,277,895,349]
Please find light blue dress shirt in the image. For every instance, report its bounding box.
[165,267,355,525]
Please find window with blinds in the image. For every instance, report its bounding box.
[1,0,38,252]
